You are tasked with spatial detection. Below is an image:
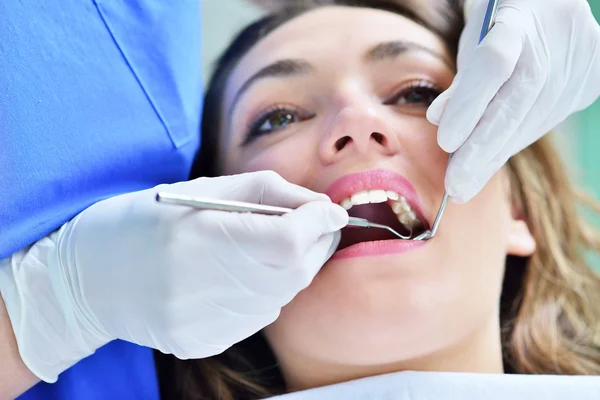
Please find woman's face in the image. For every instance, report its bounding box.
[220,6,536,386]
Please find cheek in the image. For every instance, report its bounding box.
[445,174,511,254]
[398,119,509,291]
[397,118,449,211]
[224,134,318,186]
[434,172,511,309]
[409,130,448,181]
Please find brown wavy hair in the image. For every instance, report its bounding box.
[156,1,600,399]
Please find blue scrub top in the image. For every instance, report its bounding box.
[0,0,203,398]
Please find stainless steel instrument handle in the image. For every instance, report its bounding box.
[156,192,371,228]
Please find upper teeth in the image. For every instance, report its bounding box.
[338,189,423,230]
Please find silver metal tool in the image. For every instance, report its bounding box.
[412,0,499,241]
[156,192,412,239]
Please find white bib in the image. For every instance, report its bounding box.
[267,371,600,400]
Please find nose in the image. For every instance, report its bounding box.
[318,106,400,164]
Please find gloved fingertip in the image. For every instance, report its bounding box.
[426,108,442,127]
[315,193,333,203]
[327,203,350,230]
[444,172,465,199]
[445,182,458,199]
[435,111,468,154]
[449,194,468,204]
[325,230,342,260]
[445,175,483,205]
[314,202,349,231]
[437,127,461,153]
[426,94,449,126]
[295,201,349,232]
[446,185,472,204]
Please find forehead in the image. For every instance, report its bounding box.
[224,6,451,106]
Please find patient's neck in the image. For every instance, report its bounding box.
[275,317,504,391]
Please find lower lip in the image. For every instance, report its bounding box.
[331,239,426,260]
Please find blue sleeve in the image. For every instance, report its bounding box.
[19,341,161,400]
[0,1,203,398]
[0,0,203,259]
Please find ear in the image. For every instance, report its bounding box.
[506,219,536,257]
[501,169,536,257]
[506,190,536,257]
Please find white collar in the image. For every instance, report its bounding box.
[267,371,600,400]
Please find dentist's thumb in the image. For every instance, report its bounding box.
[283,201,348,274]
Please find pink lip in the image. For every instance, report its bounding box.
[331,239,425,260]
[324,169,427,222]
[324,169,429,260]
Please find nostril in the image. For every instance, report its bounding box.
[371,132,386,146]
[335,136,352,151]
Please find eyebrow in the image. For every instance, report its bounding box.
[229,40,451,116]
[229,59,313,115]
[364,40,451,67]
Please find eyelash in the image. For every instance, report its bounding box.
[383,79,442,107]
[243,80,441,145]
[244,104,315,145]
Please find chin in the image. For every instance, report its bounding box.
[278,257,449,356]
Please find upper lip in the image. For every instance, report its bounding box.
[324,169,429,226]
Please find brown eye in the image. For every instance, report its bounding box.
[397,87,440,106]
[244,107,315,145]
[255,110,299,133]
[385,81,441,108]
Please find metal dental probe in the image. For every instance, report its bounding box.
[412,0,499,241]
[155,192,413,240]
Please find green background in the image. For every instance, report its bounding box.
[579,1,600,199]
[581,1,600,268]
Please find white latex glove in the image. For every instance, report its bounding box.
[0,171,347,382]
[427,0,600,203]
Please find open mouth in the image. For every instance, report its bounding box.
[337,189,430,251]
[324,169,431,256]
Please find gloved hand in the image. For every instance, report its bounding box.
[427,0,600,203]
[0,171,347,382]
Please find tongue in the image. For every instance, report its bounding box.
[338,203,408,251]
